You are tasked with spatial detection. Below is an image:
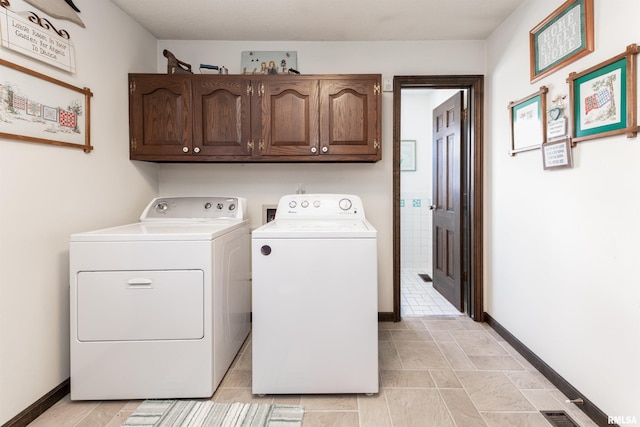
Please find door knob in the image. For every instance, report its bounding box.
[429,205,437,210]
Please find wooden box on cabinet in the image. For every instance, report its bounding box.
[128,73,381,162]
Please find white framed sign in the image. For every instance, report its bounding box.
[0,4,76,73]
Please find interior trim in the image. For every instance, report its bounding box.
[484,313,610,426]
[3,379,69,427]
[392,75,484,322]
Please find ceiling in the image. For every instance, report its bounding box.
[109,0,527,41]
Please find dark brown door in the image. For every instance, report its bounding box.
[432,91,464,312]
[319,77,380,157]
[193,76,252,157]
[129,74,192,158]
[259,77,319,157]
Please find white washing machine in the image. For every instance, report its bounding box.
[69,196,250,400]
[251,194,378,395]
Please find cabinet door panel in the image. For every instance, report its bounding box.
[129,75,192,157]
[260,79,319,157]
[193,77,251,157]
[320,78,380,157]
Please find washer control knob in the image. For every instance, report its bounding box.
[301,200,309,208]
[289,201,297,208]
[217,203,224,210]
[204,202,212,209]
[339,198,352,211]
[228,203,236,211]
[154,201,169,214]
[313,200,321,208]
[260,245,272,256]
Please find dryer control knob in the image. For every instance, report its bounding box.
[154,202,169,214]
[339,198,352,211]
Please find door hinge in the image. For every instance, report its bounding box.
[374,139,380,149]
[374,84,381,95]
[462,109,468,121]
[129,81,136,95]
[462,271,467,282]
[130,138,137,151]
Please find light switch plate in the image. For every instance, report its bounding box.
[383,78,393,92]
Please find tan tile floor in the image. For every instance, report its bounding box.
[29,318,597,426]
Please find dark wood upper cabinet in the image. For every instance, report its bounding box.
[129,74,381,162]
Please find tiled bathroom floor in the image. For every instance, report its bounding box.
[401,268,461,316]
[29,317,596,427]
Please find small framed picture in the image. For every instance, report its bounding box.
[400,140,416,171]
[568,44,640,143]
[542,138,573,170]
[508,87,548,155]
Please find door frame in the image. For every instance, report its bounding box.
[392,75,484,322]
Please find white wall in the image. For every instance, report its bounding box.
[157,40,486,312]
[400,89,459,272]
[0,0,159,423]
[486,0,640,417]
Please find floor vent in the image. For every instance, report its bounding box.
[418,273,432,282]
[541,411,579,427]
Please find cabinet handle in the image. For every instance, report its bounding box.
[193,147,200,154]
[311,147,317,153]
[321,146,328,153]
[182,146,189,153]
[259,139,265,151]
[247,140,254,151]
[259,82,265,96]
[247,84,253,96]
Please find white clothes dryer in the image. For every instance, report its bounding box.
[251,194,378,395]
[70,196,250,400]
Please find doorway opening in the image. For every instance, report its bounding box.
[392,75,484,322]
[400,88,463,317]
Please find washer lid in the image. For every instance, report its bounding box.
[252,218,377,239]
[71,219,248,242]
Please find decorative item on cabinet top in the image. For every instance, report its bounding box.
[127,73,382,163]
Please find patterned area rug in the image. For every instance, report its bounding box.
[122,400,304,427]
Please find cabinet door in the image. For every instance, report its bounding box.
[319,77,381,159]
[129,75,192,158]
[258,78,319,157]
[193,76,252,158]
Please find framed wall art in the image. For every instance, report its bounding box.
[241,51,297,75]
[0,58,92,152]
[542,138,573,170]
[530,0,594,82]
[508,86,548,155]
[400,139,416,171]
[567,44,640,143]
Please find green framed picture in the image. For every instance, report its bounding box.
[400,140,416,171]
[508,87,548,155]
[530,0,594,82]
[568,44,640,143]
